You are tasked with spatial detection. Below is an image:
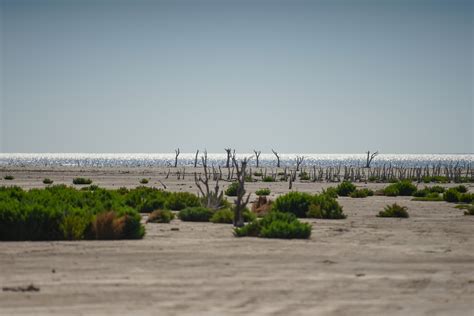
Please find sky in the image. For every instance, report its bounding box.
[0,0,472,154]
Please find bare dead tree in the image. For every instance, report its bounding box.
[194,150,224,210]
[232,156,252,227]
[225,148,232,168]
[296,156,305,171]
[272,149,281,167]
[194,149,199,167]
[365,150,379,168]
[174,148,180,168]
[253,150,261,167]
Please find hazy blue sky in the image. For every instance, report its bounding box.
[0,0,472,153]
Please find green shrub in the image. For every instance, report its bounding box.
[0,186,145,241]
[412,188,429,197]
[299,172,310,181]
[395,180,417,196]
[464,205,474,216]
[72,177,93,185]
[164,192,200,210]
[322,187,338,199]
[377,203,409,218]
[350,188,373,198]
[225,182,240,196]
[272,191,314,218]
[443,188,460,203]
[253,172,263,177]
[243,208,257,222]
[139,178,149,184]
[383,185,399,196]
[147,209,175,223]
[234,211,311,239]
[262,176,276,182]
[255,188,271,196]
[428,185,445,193]
[42,178,54,185]
[412,192,443,201]
[459,193,473,204]
[124,186,169,212]
[210,209,234,224]
[452,185,468,193]
[4,175,14,180]
[307,194,346,219]
[178,207,213,222]
[335,181,356,196]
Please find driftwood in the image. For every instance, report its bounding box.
[232,156,252,227]
[194,151,224,210]
[254,150,261,167]
[174,148,180,168]
[194,149,199,167]
[365,150,379,168]
[272,149,281,167]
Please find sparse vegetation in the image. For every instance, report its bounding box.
[178,206,214,222]
[140,178,149,184]
[255,188,271,196]
[412,192,443,201]
[442,187,471,203]
[210,209,234,224]
[350,188,374,198]
[383,180,417,196]
[463,205,474,216]
[335,181,356,196]
[146,209,175,223]
[43,178,54,185]
[234,211,311,239]
[262,176,276,182]
[4,175,14,180]
[225,182,239,196]
[164,192,201,210]
[377,203,409,218]
[272,191,313,218]
[72,177,93,185]
[307,193,346,219]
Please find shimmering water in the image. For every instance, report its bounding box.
[0,153,472,168]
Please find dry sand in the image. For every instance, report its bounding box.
[0,167,473,315]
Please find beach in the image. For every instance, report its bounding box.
[0,166,473,315]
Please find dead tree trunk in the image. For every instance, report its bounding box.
[296,156,304,171]
[225,148,233,168]
[232,156,251,228]
[365,150,378,168]
[174,148,180,168]
[254,150,261,168]
[194,150,224,210]
[272,149,281,168]
[194,149,199,167]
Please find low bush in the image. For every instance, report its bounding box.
[335,181,356,196]
[350,188,373,198]
[225,182,240,196]
[262,176,276,182]
[234,211,311,239]
[125,186,169,212]
[146,209,175,223]
[299,172,310,181]
[412,192,443,201]
[307,194,346,219]
[255,188,271,196]
[0,186,145,241]
[452,185,468,193]
[164,192,200,210]
[322,187,338,199]
[178,207,213,222]
[210,209,234,224]
[377,203,409,218]
[272,191,313,218]
[43,178,54,185]
[459,193,473,204]
[464,205,474,216]
[383,180,417,196]
[428,185,445,193]
[4,175,14,180]
[253,172,263,177]
[383,185,399,196]
[140,178,149,184]
[72,177,93,185]
[443,188,460,203]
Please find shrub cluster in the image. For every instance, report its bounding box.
[349,188,374,198]
[164,192,201,210]
[178,207,214,222]
[262,176,276,182]
[335,181,356,196]
[255,188,271,196]
[146,209,175,223]
[72,178,93,185]
[225,182,240,196]
[272,191,346,219]
[234,211,311,239]
[140,178,149,184]
[4,175,14,180]
[0,185,145,241]
[383,180,417,196]
[443,186,472,203]
[43,178,54,185]
[377,203,409,218]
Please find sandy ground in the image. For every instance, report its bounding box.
[0,167,473,315]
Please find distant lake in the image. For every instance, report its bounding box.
[0,153,472,168]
